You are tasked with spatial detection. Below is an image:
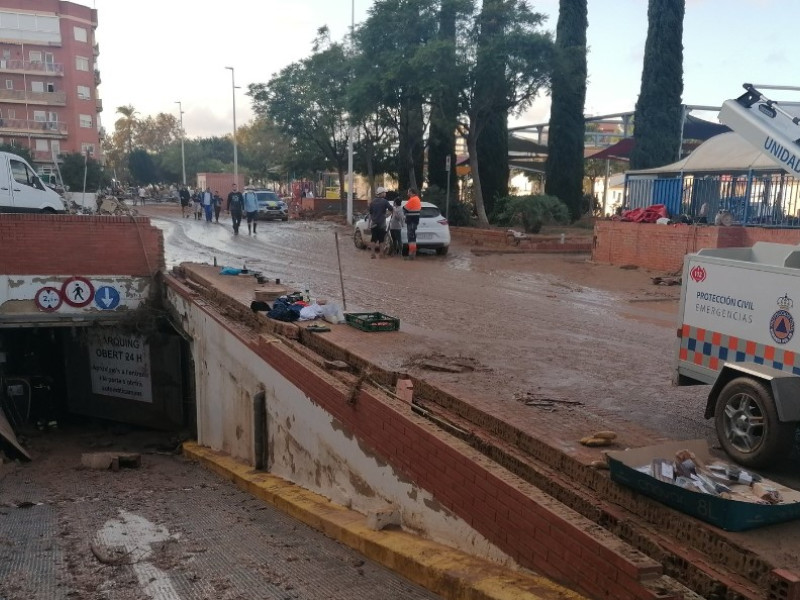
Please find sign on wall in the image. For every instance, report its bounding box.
[88,331,153,403]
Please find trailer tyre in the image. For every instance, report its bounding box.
[714,377,794,468]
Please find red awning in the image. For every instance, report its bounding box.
[585,138,635,161]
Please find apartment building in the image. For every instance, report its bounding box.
[0,0,100,180]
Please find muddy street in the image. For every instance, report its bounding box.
[145,204,709,444]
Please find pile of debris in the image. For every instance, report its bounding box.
[95,195,136,216]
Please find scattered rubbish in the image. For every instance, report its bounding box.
[651,276,681,286]
[306,324,330,333]
[580,436,614,447]
[220,267,242,275]
[606,439,800,531]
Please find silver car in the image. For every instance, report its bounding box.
[353,200,451,256]
[254,190,289,221]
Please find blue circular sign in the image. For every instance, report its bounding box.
[95,286,121,310]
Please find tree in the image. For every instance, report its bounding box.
[630,0,685,170]
[456,0,553,227]
[0,143,32,164]
[59,152,107,191]
[237,118,294,184]
[544,0,588,221]
[249,28,353,198]
[136,113,180,154]
[354,0,439,191]
[475,0,509,215]
[426,0,469,196]
[128,149,159,185]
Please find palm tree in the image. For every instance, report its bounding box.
[115,105,138,155]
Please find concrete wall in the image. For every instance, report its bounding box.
[593,220,800,272]
[0,214,163,276]
[164,279,511,567]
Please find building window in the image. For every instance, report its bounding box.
[75,56,89,72]
[31,81,44,93]
[4,80,11,90]
[79,114,92,128]
[28,50,42,63]
[51,141,60,155]
[81,143,95,156]
[35,139,48,152]
[77,85,90,100]
[73,26,87,43]
[7,109,14,119]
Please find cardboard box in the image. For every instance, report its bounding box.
[606,440,800,531]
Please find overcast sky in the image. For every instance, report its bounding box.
[84,0,789,139]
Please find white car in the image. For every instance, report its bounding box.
[353,200,450,256]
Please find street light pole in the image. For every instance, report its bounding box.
[225,66,238,186]
[175,100,186,186]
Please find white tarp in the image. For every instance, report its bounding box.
[627,132,785,176]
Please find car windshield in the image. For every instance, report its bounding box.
[256,192,280,203]
[420,206,441,219]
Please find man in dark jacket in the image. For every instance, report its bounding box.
[367,187,393,259]
[226,184,245,235]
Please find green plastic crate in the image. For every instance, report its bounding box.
[345,312,400,332]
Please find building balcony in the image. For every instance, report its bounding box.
[96,98,103,113]
[94,69,101,86]
[0,89,66,106]
[31,149,61,163]
[93,43,100,57]
[0,59,64,76]
[0,118,68,137]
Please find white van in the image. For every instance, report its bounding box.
[0,152,65,213]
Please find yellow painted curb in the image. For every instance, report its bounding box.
[183,441,587,600]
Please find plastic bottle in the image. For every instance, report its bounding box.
[304,288,311,303]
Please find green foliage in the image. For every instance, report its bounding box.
[128,149,159,185]
[59,153,108,191]
[422,185,473,227]
[491,194,570,233]
[630,0,685,169]
[544,0,588,221]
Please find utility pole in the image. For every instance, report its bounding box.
[225,66,238,186]
[175,101,186,186]
[346,0,355,224]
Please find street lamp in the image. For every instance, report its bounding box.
[175,100,186,186]
[225,66,238,186]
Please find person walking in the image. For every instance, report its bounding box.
[193,190,203,220]
[367,187,393,259]
[137,186,146,206]
[202,187,214,223]
[243,188,259,235]
[387,194,405,256]
[213,190,223,223]
[404,187,422,260]
[179,186,191,218]
[226,183,245,235]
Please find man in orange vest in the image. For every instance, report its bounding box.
[404,187,422,260]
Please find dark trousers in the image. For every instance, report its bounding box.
[214,206,221,222]
[406,215,420,243]
[390,229,402,254]
[231,211,243,234]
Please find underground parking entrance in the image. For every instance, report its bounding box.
[0,316,195,461]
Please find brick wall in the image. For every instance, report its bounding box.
[450,226,592,253]
[0,214,163,276]
[593,221,800,272]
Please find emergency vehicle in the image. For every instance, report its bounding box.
[675,84,800,467]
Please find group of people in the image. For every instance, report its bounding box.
[367,187,421,260]
[177,184,260,235]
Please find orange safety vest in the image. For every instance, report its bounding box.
[405,195,421,212]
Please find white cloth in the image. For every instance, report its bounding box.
[298,304,325,321]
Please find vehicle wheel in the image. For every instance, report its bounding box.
[714,377,795,468]
[435,246,449,256]
[354,228,367,250]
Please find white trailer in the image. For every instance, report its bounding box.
[674,84,800,467]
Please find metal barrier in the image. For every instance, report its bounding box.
[626,171,800,226]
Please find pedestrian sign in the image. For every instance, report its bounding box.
[95,286,121,310]
[61,276,94,308]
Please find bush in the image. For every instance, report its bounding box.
[422,185,474,227]
[491,194,570,233]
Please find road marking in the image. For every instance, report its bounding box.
[96,510,182,599]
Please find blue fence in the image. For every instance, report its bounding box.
[625,171,800,226]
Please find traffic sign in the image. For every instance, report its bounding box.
[95,286,121,310]
[34,287,62,312]
[61,276,94,308]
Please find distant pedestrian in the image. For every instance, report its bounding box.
[388,194,405,256]
[213,190,223,223]
[202,187,214,222]
[138,186,147,206]
[193,191,203,220]
[243,188,259,234]
[226,183,245,235]
[404,187,421,260]
[367,187,393,259]
[179,186,191,218]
